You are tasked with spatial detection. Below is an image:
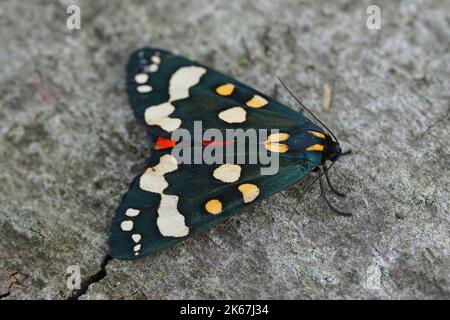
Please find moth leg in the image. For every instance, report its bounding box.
[324,164,346,197]
[319,174,352,216]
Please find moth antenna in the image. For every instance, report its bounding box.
[277,77,340,143]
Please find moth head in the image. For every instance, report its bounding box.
[323,137,342,163]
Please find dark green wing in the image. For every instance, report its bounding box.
[125,48,315,135]
[108,48,323,260]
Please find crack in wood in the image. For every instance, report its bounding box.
[67,254,113,300]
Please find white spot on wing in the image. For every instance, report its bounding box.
[153,117,182,132]
[145,102,175,119]
[135,73,148,84]
[138,154,189,238]
[140,155,178,193]
[157,194,189,237]
[132,234,141,243]
[125,208,140,217]
[137,85,152,93]
[144,102,182,132]
[143,66,206,132]
[120,220,133,231]
[218,106,247,124]
[213,164,241,183]
[151,55,161,64]
[148,64,158,73]
[168,66,206,101]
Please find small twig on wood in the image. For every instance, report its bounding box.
[323,83,333,111]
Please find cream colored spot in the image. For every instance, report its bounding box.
[238,184,260,203]
[120,220,133,231]
[213,164,241,183]
[137,85,152,93]
[133,244,141,252]
[246,95,268,108]
[144,102,181,132]
[140,175,167,193]
[140,154,178,193]
[125,208,140,217]
[151,55,161,64]
[265,132,289,153]
[134,252,139,256]
[267,133,289,142]
[218,107,247,124]
[154,118,182,132]
[205,199,222,215]
[169,66,207,101]
[216,83,235,96]
[143,66,206,132]
[132,234,141,243]
[157,195,189,237]
[135,73,148,84]
[265,142,289,153]
[139,155,189,237]
[149,64,158,73]
[145,102,175,120]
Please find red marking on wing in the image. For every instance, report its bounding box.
[155,137,177,150]
[155,137,235,150]
[202,140,235,146]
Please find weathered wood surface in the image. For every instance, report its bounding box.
[0,0,449,299]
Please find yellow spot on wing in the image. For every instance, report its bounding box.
[246,95,268,108]
[265,132,289,153]
[205,199,223,215]
[308,131,326,139]
[267,133,289,142]
[306,144,325,151]
[216,83,235,96]
[265,142,289,153]
[238,184,260,203]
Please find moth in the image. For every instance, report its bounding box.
[109,48,349,260]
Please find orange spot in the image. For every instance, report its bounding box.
[216,83,235,96]
[238,184,260,203]
[246,95,268,108]
[205,199,222,215]
[306,144,324,152]
[308,131,326,139]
